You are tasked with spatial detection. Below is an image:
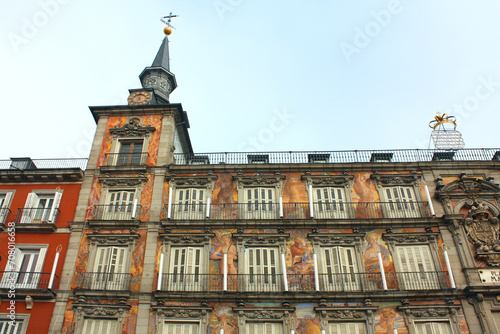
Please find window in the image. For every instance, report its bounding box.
[385,186,418,218]
[247,322,283,334]
[244,188,277,219]
[0,192,13,224]
[168,247,204,291]
[101,190,136,220]
[92,246,128,290]
[116,139,144,165]
[173,188,206,220]
[82,318,118,334]
[0,247,47,289]
[163,322,200,334]
[395,245,439,290]
[20,191,62,224]
[314,187,347,219]
[328,322,366,334]
[321,246,359,291]
[0,315,29,334]
[414,321,453,334]
[246,247,281,291]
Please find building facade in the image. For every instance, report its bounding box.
[42,32,500,334]
[0,157,85,333]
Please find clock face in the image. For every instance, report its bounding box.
[128,91,152,105]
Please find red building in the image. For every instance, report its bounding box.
[0,157,86,334]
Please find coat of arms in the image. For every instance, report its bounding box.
[465,203,500,266]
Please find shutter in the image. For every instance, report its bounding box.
[185,247,202,275]
[34,248,47,273]
[316,188,324,212]
[94,247,111,273]
[21,192,38,223]
[109,247,127,274]
[163,322,200,334]
[48,191,62,223]
[329,322,366,334]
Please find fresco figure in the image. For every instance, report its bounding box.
[296,318,322,334]
[353,173,379,218]
[210,233,238,289]
[282,174,307,219]
[291,237,308,265]
[214,174,237,219]
[377,308,397,334]
[363,233,390,272]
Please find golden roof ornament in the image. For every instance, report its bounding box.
[429,112,465,150]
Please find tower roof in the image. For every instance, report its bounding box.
[151,37,170,70]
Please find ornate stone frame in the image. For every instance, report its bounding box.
[233,174,286,201]
[160,232,214,276]
[108,117,156,165]
[86,233,140,277]
[233,306,295,334]
[166,175,218,206]
[98,176,148,213]
[233,233,290,275]
[153,306,212,334]
[398,304,461,334]
[383,232,443,277]
[302,174,354,197]
[308,233,365,275]
[315,306,378,334]
[371,172,423,201]
[72,303,130,334]
[0,313,29,334]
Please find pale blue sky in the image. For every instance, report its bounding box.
[1,0,499,158]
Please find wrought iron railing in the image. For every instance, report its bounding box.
[173,148,500,165]
[164,201,430,220]
[0,158,88,170]
[75,272,132,291]
[0,271,58,289]
[157,271,451,292]
[14,208,60,224]
[102,152,149,166]
[91,204,142,221]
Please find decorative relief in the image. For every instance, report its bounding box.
[383,233,438,244]
[73,303,130,317]
[233,307,293,320]
[465,203,500,266]
[233,175,286,189]
[166,175,218,187]
[156,308,207,319]
[399,305,459,318]
[161,233,214,245]
[87,233,139,245]
[308,233,363,245]
[244,310,284,319]
[370,173,420,187]
[315,307,377,322]
[109,118,156,138]
[301,174,354,187]
[99,176,148,187]
[233,233,289,246]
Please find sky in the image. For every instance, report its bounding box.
[1,0,499,159]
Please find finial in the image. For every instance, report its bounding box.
[161,12,178,36]
[429,112,457,130]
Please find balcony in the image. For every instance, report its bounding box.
[13,208,60,232]
[100,153,149,172]
[163,201,431,221]
[156,271,452,293]
[173,148,500,165]
[0,271,58,298]
[75,272,132,292]
[89,204,142,228]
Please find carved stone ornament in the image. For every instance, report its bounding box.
[399,305,459,318]
[99,176,148,187]
[233,174,286,189]
[233,307,294,320]
[315,306,377,322]
[465,203,500,265]
[74,304,130,317]
[370,173,421,187]
[161,232,214,245]
[87,233,139,245]
[166,175,218,187]
[233,233,290,246]
[301,174,354,187]
[436,175,500,201]
[109,118,156,138]
[383,232,439,244]
[308,233,363,245]
[155,308,208,319]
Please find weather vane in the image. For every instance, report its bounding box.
[161,12,178,36]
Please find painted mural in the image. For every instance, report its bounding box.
[292,304,322,334]
[374,305,408,334]
[208,305,239,334]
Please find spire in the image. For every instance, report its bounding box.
[151,37,170,70]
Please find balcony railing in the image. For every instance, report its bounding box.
[91,204,142,221]
[14,208,60,224]
[0,158,88,170]
[164,201,431,220]
[157,271,451,292]
[75,272,132,291]
[0,272,58,290]
[173,148,500,165]
[102,152,148,166]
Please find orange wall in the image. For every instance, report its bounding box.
[0,183,81,228]
[0,301,54,334]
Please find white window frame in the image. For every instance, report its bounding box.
[234,175,285,220]
[102,189,137,220]
[91,246,129,290]
[316,307,377,334]
[0,245,47,289]
[20,190,62,224]
[173,188,207,220]
[0,314,29,334]
[328,321,367,334]
[234,307,292,334]
[246,321,283,334]
[321,245,360,291]
[394,244,440,290]
[413,320,454,334]
[0,191,14,225]
[243,187,277,220]
[167,246,204,291]
[313,186,348,219]
[245,246,281,292]
[81,318,118,334]
[400,304,461,334]
[162,321,201,334]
